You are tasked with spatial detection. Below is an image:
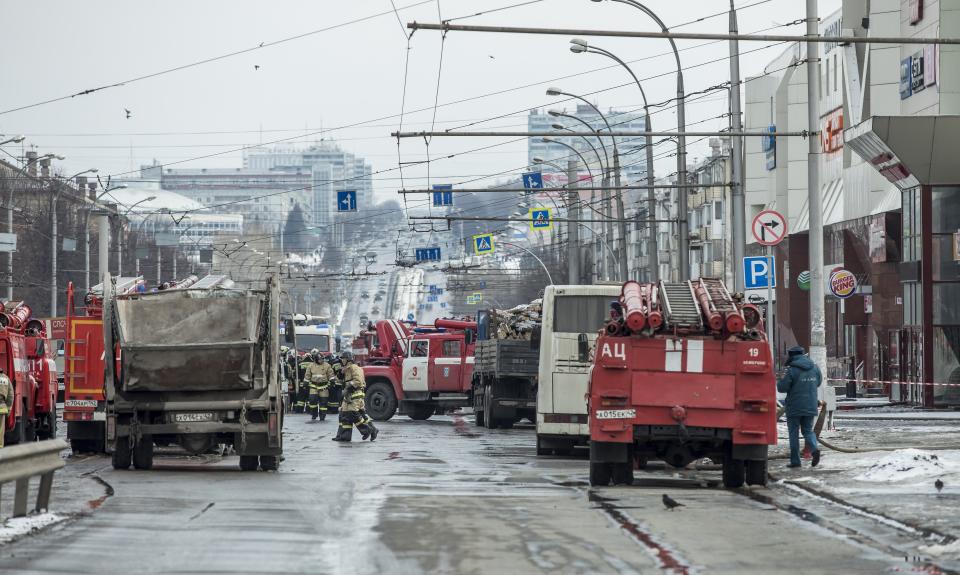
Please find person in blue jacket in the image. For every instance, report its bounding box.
[777,346,822,468]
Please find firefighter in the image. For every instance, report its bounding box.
[0,369,11,449]
[295,351,314,414]
[332,351,378,442]
[280,346,295,413]
[327,355,344,415]
[307,350,336,421]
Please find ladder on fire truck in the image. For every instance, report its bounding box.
[698,278,737,315]
[658,281,704,331]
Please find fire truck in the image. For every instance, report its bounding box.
[362,318,476,421]
[588,279,776,488]
[1,301,58,446]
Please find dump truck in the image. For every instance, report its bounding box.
[104,273,291,471]
[471,337,539,429]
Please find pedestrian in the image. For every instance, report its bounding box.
[777,346,822,468]
[0,369,11,449]
[332,351,378,442]
[327,355,344,415]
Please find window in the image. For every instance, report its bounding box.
[442,340,461,357]
[714,201,723,220]
[410,340,429,357]
[296,334,329,353]
[833,54,838,93]
[553,295,613,333]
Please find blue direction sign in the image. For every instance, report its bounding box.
[522,171,544,191]
[336,190,357,212]
[743,255,776,289]
[440,302,447,308]
[479,281,486,289]
[432,184,453,207]
[429,285,438,295]
[415,247,441,262]
[530,208,552,230]
[473,233,494,255]
[427,295,438,303]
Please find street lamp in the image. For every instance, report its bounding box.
[587,0,687,279]
[0,136,25,146]
[548,109,610,170]
[117,196,157,277]
[95,183,129,202]
[569,38,659,282]
[545,87,626,281]
[551,123,605,175]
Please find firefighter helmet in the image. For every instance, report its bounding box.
[340,350,354,363]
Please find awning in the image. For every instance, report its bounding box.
[794,177,844,234]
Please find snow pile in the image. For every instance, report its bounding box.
[919,540,960,557]
[854,449,946,482]
[0,513,65,544]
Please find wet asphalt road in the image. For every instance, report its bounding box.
[0,413,931,574]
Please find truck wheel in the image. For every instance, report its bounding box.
[366,382,397,421]
[473,387,485,427]
[612,462,635,486]
[408,404,434,421]
[745,459,768,486]
[497,420,514,430]
[132,436,154,470]
[38,404,56,440]
[259,455,280,471]
[589,461,613,486]
[239,455,259,471]
[112,438,132,470]
[722,455,745,489]
[536,436,551,456]
[7,416,25,446]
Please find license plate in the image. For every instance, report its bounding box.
[595,409,636,420]
[65,399,98,408]
[174,412,217,423]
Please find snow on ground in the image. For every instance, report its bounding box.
[854,449,952,483]
[0,513,65,544]
[920,540,960,557]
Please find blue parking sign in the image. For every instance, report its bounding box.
[743,255,776,289]
[522,171,543,191]
[337,190,357,212]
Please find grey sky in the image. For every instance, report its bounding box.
[1,0,839,203]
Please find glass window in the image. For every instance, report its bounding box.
[933,236,960,281]
[296,334,329,354]
[442,340,461,357]
[934,284,960,324]
[553,295,613,333]
[932,187,960,233]
[410,340,429,357]
[714,201,723,220]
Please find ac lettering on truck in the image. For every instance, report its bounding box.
[600,342,626,360]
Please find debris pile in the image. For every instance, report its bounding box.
[489,299,542,340]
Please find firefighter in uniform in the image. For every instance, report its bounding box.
[327,355,344,415]
[0,369,11,449]
[332,351,378,442]
[295,352,314,414]
[307,350,336,421]
[280,346,294,413]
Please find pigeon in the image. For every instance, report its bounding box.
[936,478,944,493]
[254,65,260,71]
[124,108,132,119]
[662,494,684,510]
[488,55,495,59]
[259,42,264,47]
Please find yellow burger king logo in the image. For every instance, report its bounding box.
[829,269,857,299]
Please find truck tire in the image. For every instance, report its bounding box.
[133,436,154,470]
[745,459,768,486]
[407,404,434,421]
[536,436,550,456]
[722,455,745,489]
[366,382,397,421]
[239,455,259,471]
[112,438,132,470]
[473,384,485,427]
[259,455,280,471]
[612,462,634,486]
[589,461,613,486]
[38,404,56,440]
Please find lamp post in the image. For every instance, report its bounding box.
[589,0,686,279]
[116,196,156,278]
[546,87,628,282]
[570,39,659,282]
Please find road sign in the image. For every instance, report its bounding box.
[466,295,477,305]
[440,302,447,308]
[337,190,357,212]
[529,208,552,230]
[429,284,438,295]
[522,171,543,191]
[415,247,441,262]
[473,292,483,303]
[473,233,494,255]
[427,295,438,303]
[751,209,787,246]
[432,184,453,207]
[407,313,415,321]
[743,255,776,289]
[479,281,486,289]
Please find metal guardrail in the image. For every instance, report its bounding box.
[0,439,68,518]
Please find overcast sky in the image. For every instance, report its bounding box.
[1,0,840,205]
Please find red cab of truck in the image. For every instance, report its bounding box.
[1,301,58,445]
[362,318,476,422]
[588,279,776,488]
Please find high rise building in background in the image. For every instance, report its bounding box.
[527,105,648,183]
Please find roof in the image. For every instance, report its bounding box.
[98,186,203,213]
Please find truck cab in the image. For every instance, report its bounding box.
[1,301,58,446]
[294,322,337,356]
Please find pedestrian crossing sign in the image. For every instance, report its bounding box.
[529,208,552,230]
[473,233,494,255]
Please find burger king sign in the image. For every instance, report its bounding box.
[829,269,857,299]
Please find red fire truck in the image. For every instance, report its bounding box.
[588,279,776,488]
[362,318,477,421]
[1,301,58,445]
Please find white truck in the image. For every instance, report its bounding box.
[535,284,621,456]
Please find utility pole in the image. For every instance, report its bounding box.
[644,113,659,283]
[613,151,629,282]
[50,191,59,316]
[567,159,580,285]
[729,1,746,293]
[97,212,109,288]
[806,1,828,383]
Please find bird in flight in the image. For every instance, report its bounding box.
[254,65,260,71]
[662,494,684,510]
[936,478,944,493]
[124,108,132,119]
[259,42,264,47]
